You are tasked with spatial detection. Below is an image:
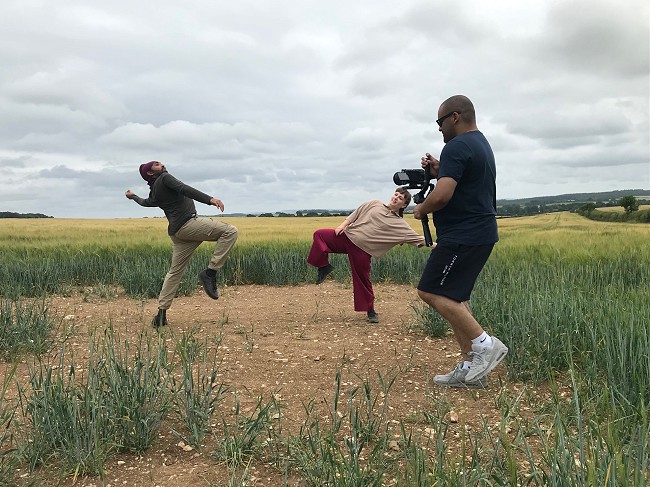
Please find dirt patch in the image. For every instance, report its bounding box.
[6,282,529,486]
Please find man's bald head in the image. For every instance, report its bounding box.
[440,95,476,125]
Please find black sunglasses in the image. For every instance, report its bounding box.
[436,111,459,127]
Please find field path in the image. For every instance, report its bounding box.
[10,283,529,486]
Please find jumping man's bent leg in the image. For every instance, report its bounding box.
[175,217,238,298]
[175,217,238,270]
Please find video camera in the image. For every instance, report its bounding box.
[393,167,435,246]
[392,169,432,204]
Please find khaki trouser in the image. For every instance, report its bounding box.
[158,216,238,309]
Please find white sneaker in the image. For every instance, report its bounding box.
[433,363,488,389]
[464,336,508,382]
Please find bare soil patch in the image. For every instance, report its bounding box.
[7,282,533,487]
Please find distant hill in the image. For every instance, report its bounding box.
[496,189,650,206]
[495,189,650,217]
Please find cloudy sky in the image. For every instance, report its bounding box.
[1,0,648,218]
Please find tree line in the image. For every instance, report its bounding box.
[0,212,52,219]
[246,210,350,217]
[244,197,650,219]
[575,195,650,223]
[499,196,650,218]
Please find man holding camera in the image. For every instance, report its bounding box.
[413,95,508,388]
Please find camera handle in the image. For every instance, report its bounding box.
[420,213,433,247]
[415,166,435,247]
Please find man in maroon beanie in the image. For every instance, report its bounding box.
[125,161,238,327]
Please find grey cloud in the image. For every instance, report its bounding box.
[101,120,315,147]
[5,68,126,119]
[13,133,81,152]
[0,98,109,142]
[0,155,29,169]
[550,142,649,169]
[98,120,321,172]
[342,127,387,150]
[533,0,649,77]
[505,114,625,145]
[336,2,490,70]
[37,165,129,190]
[37,166,79,179]
[397,2,492,45]
[173,163,267,185]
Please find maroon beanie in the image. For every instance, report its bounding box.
[139,161,158,187]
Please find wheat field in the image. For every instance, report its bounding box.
[0,211,648,485]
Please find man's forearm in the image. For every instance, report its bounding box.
[130,194,158,207]
[417,177,456,215]
[419,192,448,214]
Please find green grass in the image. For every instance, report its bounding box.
[4,330,649,485]
[0,366,19,487]
[171,328,228,449]
[0,299,53,358]
[15,328,221,480]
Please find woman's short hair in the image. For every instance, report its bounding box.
[396,186,412,217]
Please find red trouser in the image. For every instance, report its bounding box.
[307,229,374,312]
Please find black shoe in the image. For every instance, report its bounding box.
[152,309,168,328]
[316,264,334,284]
[367,310,379,323]
[198,269,219,299]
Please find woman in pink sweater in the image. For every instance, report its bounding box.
[307,187,431,323]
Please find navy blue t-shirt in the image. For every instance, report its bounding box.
[434,131,498,245]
